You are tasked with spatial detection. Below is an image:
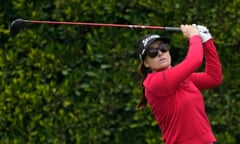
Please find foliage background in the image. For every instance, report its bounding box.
[0,0,240,143]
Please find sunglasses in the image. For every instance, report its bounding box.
[146,44,170,58]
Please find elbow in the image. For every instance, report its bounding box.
[216,76,223,86]
[212,74,223,87]
[215,68,223,86]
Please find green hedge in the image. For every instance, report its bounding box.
[1,0,240,143]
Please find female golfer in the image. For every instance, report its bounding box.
[137,24,222,144]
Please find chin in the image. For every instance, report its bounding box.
[154,67,169,72]
[161,64,170,70]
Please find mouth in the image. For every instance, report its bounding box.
[159,58,166,61]
[159,58,168,64]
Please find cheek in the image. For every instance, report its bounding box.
[168,54,172,63]
[144,58,157,68]
[165,52,171,62]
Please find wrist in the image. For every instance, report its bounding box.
[190,34,201,39]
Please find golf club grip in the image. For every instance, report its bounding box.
[164,27,181,31]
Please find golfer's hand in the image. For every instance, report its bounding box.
[196,25,212,43]
[181,24,199,39]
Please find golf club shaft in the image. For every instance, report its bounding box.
[10,19,182,36]
[26,20,181,31]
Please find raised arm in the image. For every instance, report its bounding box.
[144,25,203,95]
[190,38,222,89]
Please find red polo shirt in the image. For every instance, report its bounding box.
[143,36,222,144]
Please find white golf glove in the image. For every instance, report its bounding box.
[193,24,212,43]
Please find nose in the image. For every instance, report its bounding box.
[157,50,163,56]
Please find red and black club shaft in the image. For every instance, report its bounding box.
[10,18,181,36]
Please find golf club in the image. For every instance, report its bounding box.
[10,18,181,37]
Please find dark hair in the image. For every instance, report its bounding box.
[137,62,152,109]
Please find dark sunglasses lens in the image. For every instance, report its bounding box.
[147,44,169,58]
[147,49,159,58]
[159,44,169,52]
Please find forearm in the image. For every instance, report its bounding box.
[203,39,222,84]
